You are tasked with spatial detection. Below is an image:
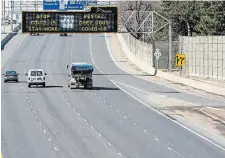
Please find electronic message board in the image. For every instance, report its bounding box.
[22,7,118,33]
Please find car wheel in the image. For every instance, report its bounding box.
[28,84,31,88]
[43,83,46,87]
[84,83,87,89]
[4,80,6,83]
[16,80,18,82]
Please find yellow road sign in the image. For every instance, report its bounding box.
[176,54,186,66]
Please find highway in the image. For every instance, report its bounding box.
[2,33,225,158]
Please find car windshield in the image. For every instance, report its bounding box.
[37,71,43,76]
[31,71,37,76]
[6,71,16,75]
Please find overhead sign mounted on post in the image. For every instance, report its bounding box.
[43,0,86,10]
[22,7,118,33]
[43,0,60,10]
[60,0,84,10]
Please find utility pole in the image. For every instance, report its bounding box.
[20,0,22,12]
[11,0,13,31]
[168,20,172,72]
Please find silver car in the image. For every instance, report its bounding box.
[3,70,19,82]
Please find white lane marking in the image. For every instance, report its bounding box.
[108,143,111,146]
[99,133,102,137]
[104,33,225,102]
[112,80,225,151]
[168,147,172,150]
[118,153,122,156]
[112,80,198,106]
[54,147,58,151]
[89,34,225,151]
[143,130,147,133]
[23,35,59,153]
[1,35,28,68]
[155,138,159,141]
[70,35,74,62]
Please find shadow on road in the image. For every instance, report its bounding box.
[30,34,45,36]
[154,91,181,94]
[74,86,120,91]
[31,85,63,88]
[91,86,120,90]
[59,35,73,37]
[93,73,154,77]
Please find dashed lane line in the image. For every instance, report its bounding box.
[103,33,225,152]
[47,35,124,157]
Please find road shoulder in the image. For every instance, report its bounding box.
[106,33,225,148]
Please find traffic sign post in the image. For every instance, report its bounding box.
[154,48,161,70]
[176,53,186,75]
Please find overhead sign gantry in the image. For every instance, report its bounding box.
[21,6,118,33]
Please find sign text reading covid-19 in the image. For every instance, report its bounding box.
[22,7,118,33]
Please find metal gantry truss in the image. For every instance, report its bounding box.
[118,10,170,34]
[117,10,173,71]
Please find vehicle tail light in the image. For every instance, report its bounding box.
[4,75,8,77]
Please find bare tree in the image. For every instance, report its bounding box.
[118,1,160,40]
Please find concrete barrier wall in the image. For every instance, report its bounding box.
[1,24,21,50]
[118,26,225,81]
[120,27,154,67]
[180,36,225,80]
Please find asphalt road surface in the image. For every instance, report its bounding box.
[2,34,225,158]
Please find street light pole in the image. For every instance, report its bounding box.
[11,0,13,31]
[168,20,172,72]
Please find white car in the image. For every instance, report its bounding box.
[25,69,47,88]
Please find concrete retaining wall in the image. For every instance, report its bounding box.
[1,24,21,50]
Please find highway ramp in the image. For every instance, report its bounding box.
[2,33,225,158]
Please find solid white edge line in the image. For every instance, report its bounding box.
[104,33,225,102]
[112,79,198,106]
[1,34,28,68]
[102,33,225,151]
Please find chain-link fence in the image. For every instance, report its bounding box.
[180,36,225,80]
[120,28,154,67]
[119,26,180,70]
[119,26,225,81]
